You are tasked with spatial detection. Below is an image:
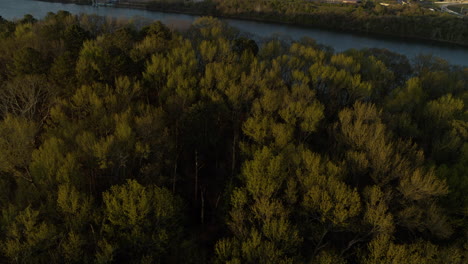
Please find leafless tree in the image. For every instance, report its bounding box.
[0,74,52,122]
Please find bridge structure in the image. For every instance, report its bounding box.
[434,0,468,16]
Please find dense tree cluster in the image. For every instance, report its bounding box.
[0,11,467,263]
[207,0,468,45]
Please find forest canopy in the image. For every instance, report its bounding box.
[0,11,467,264]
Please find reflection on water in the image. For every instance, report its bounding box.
[164,18,193,31]
[1,0,467,66]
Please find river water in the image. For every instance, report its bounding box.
[1,0,467,66]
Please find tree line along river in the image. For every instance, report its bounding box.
[1,0,468,66]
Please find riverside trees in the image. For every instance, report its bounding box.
[0,12,466,264]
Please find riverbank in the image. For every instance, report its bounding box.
[35,0,468,47]
[37,0,89,4]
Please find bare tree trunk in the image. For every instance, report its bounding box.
[313,228,329,256]
[230,111,239,180]
[231,130,238,179]
[195,150,198,201]
[231,134,236,175]
[172,121,179,193]
[200,188,205,225]
[172,156,178,193]
[340,233,370,257]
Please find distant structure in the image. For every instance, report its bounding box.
[323,0,361,3]
[341,0,361,3]
[92,0,119,7]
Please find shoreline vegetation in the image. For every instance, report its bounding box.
[35,0,468,46]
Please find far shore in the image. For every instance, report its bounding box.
[34,0,468,47]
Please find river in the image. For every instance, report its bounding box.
[1,0,467,66]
